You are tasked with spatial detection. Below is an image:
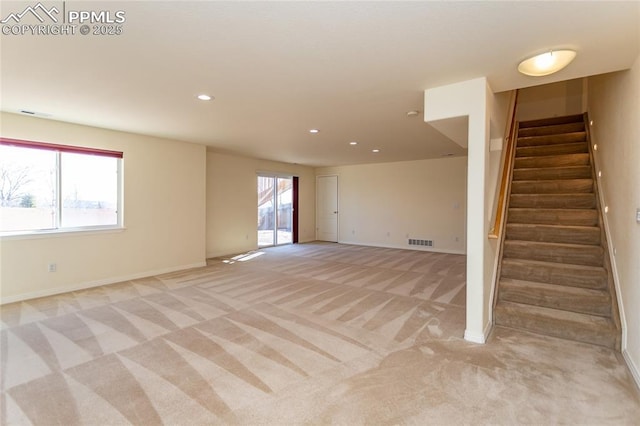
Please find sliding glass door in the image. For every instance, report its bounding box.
[257,175,292,247]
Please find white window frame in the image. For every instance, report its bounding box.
[0,137,124,238]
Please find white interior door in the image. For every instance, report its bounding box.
[316,175,338,242]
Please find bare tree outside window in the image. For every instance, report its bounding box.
[0,162,32,207]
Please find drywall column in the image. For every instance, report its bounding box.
[425,77,493,343]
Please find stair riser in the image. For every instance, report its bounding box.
[513,167,592,181]
[506,225,601,245]
[494,309,617,349]
[517,132,586,147]
[499,286,611,317]
[515,154,590,169]
[509,194,596,209]
[516,143,588,157]
[511,180,593,194]
[508,209,599,226]
[503,242,603,266]
[500,261,607,289]
[519,114,584,129]
[518,122,585,137]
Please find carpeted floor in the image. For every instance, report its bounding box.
[1,242,639,425]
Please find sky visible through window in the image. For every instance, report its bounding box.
[0,145,119,232]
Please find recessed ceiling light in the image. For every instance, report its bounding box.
[349,141,358,145]
[518,50,576,76]
[197,94,213,101]
[309,129,320,134]
[372,149,380,153]
[406,110,420,117]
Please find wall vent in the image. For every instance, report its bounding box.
[408,238,433,247]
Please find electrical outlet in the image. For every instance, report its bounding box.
[48,263,57,273]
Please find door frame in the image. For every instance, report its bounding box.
[257,172,298,247]
[293,176,299,243]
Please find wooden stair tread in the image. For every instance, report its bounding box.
[500,258,607,290]
[516,142,588,157]
[500,257,606,273]
[505,223,601,245]
[518,123,585,137]
[499,278,611,316]
[516,132,586,147]
[508,207,597,213]
[504,239,604,251]
[494,301,617,348]
[507,208,598,226]
[503,240,603,266]
[509,194,596,209]
[513,166,592,180]
[506,223,600,232]
[500,278,608,297]
[515,153,590,168]
[518,114,584,128]
[512,178,593,182]
[510,179,593,194]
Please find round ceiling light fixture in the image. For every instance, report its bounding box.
[197,94,213,101]
[309,129,320,134]
[372,149,380,153]
[349,141,358,145]
[518,50,576,77]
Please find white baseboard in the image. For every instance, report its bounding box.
[337,239,466,255]
[623,349,640,390]
[464,321,492,344]
[207,240,464,259]
[206,238,317,259]
[0,261,207,305]
[464,329,486,344]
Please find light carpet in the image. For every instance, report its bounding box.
[1,242,639,425]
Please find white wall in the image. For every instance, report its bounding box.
[316,157,467,254]
[425,77,493,344]
[517,78,585,122]
[206,151,315,258]
[587,55,640,386]
[0,112,207,303]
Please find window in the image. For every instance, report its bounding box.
[0,138,123,235]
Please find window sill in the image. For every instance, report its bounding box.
[0,226,126,241]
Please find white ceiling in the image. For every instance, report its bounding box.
[1,1,638,167]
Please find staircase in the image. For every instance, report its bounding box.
[494,114,621,349]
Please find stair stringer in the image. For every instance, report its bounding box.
[583,112,622,350]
